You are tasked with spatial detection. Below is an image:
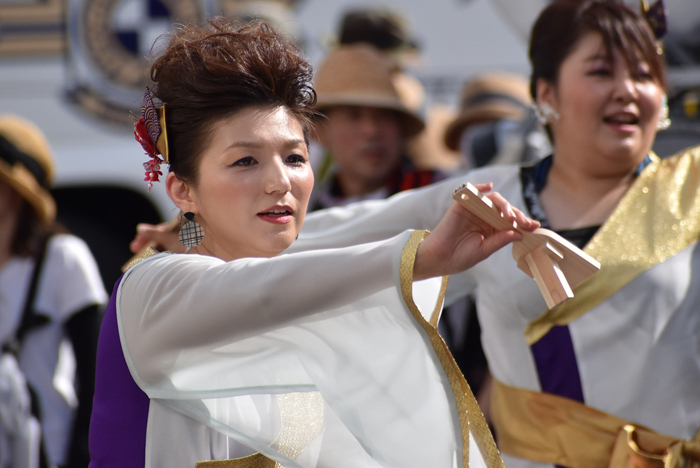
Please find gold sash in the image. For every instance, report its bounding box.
[491,379,700,468]
[400,230,503,468]
[195,454,276,468]
[525,148,700,344]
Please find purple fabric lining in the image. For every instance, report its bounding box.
[530,325,584,403]
[88,276,150,467]
[531,325,584,468]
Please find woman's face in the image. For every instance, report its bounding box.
[168,105,313,261]
[540,32,664,174]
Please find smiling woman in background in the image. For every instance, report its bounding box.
[87,18,538,468]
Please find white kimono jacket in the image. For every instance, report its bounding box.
[117,231,496,468]
[290,152,700,468]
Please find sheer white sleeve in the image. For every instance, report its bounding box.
[288,172,516,305]
[118,233,410,389]
[115,231,495,468]
[290,174,460,252]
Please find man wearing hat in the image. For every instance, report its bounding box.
[0,116,106,467]
[444,73,549,171]
[309,44,443,211]
[334,7,463,173]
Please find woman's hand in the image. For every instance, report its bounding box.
[130,220,185,253]
[413,183,539,281]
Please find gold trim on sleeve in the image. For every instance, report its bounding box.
[525,149,700,344]
[122,247,160,272]
[429,275,450,327]
[400,230,503,468]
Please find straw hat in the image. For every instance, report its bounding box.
[0,116,56,223]
[314,44,425,137]
[444,73,532,151]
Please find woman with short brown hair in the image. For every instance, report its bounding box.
[88,18,536,467]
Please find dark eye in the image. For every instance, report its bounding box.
[636,71,654,81]
[286,154,308,165]
[231,156,256,167]
[588,68,612,76]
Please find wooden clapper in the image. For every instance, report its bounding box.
[453,183,601,309]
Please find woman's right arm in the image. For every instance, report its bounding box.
[119,233,412,385]
[128,172,534,256]
[120,192,535,384]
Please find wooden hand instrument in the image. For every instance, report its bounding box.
[453,183,600,309]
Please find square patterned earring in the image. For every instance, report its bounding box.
[179,212,205,248]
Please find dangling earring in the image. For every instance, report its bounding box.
[179,212,205,248]
[534,104,548,126]
[657,94,671,130]
[534,102,560,125]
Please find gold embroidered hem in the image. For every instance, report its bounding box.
[491,379,700,468]
[195,453,276,468]
[193,390,323,466]
[525,148,700,344]
[399,230,503,468]
[273,391,324,459]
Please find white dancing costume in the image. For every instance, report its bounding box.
[115,231,497,467]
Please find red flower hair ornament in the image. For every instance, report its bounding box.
[134,87,169,191]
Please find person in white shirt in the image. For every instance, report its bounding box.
[0,116,106,468]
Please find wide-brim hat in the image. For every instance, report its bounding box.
[444,73,532,151]
[0,116,56,224]
[314,44,425,137]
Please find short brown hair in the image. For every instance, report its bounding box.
[529,0,667,99]
[150,18,317,185]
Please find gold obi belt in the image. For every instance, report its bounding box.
[196,454,276,468]
[491,379,700,468]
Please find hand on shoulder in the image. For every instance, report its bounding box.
[130,220,185,254]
